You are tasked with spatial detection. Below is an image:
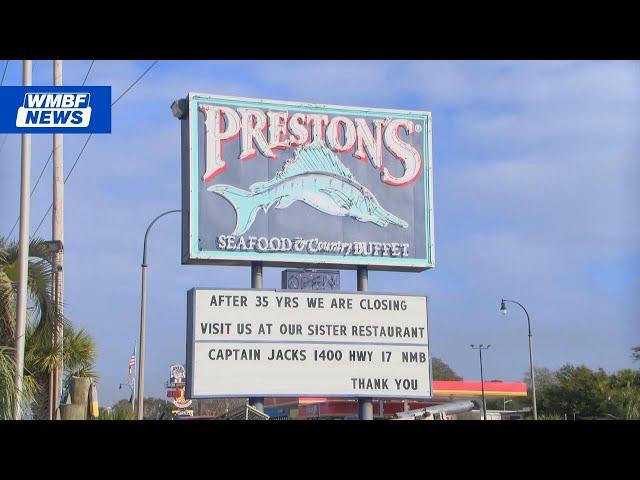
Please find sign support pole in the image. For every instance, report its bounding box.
[13,59,32,420]
[357,266,373,420]
[248,261,264,413]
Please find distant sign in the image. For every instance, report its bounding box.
[166,364,192,408]
[180,93,434,271]
[167,364,186,388]
[172,409,194,417]
[282,269,340,291]
[186,288,431,399]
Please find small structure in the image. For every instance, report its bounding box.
[214,403,270,420]
[456,409,530,420]
[394,401,475,420]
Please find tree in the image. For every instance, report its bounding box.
[431,357,462,381]
[537,365,610,419]
[605,369,640,420]
[194,398,248,417]
[632,346,640,363]
[141,397,175,419]
[0,237,98,419]
[100,397,175,420]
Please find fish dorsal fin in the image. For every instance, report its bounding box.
[250,144,355,193]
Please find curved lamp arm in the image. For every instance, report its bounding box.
[142,209,181,266]
[501,298,532,337]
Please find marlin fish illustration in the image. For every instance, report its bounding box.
[208,144,409,236]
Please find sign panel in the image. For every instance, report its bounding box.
[180,93,434,271]
[0,86,111,133]
[281,269,340,291]
[165,363,192,408]
[186,288,431,399]
[167,363,186,388]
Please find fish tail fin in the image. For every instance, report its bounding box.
[208,185,261,235]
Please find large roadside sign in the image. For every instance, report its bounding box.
[180,93,434,271]
[186,288,431,399]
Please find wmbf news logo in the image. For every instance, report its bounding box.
[0,86,111,134]
[16,92,92,128]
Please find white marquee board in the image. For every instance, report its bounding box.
[186,288,431,399]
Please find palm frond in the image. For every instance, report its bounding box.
[0,346,39,419]
[63,326,98,382]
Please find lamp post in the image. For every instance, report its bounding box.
[136,209,180,420]
[500,299,537,420]
[470,344,490,420]
[503,398,513,411]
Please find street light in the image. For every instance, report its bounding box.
[470,344,490,420]
[136,209,180,420]
[500,298,537,420]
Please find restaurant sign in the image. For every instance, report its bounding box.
[180,93,433,271]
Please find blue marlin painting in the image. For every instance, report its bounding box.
[208,144,409,236]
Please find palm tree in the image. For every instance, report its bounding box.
[0,236,98,419]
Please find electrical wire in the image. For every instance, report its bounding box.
[6,60,95,238]
[0,61,10,155]
[0,60,8,85]
[29,60,159,238]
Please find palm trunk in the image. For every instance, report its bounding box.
[31,371,51,420]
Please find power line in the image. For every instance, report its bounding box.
[6,60,96,239]
[82,60,95,85]
[0,135,8,155]
[0,61,10,155]
[30,60,159,239]
[111,60,158,106]
[32,135,93,237]
[0,60,8,85]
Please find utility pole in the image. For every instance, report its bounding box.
[13,60,32,420]
[52,59,64,420]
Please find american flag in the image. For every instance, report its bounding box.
[128,348,136,376]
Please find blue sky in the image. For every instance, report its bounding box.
[1,60,639,406]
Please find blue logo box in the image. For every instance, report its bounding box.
[0,86,111,134]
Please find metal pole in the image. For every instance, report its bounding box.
[471,344,489,421]
[357,266,373,420]
[479,348,486,420]
[528,331,537,420]
[502,300,537,420]
[52,59,64,420]
[249,262,264,412]
[13,60,32,420]
[136,209,180,420]
[131,346,136,413]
